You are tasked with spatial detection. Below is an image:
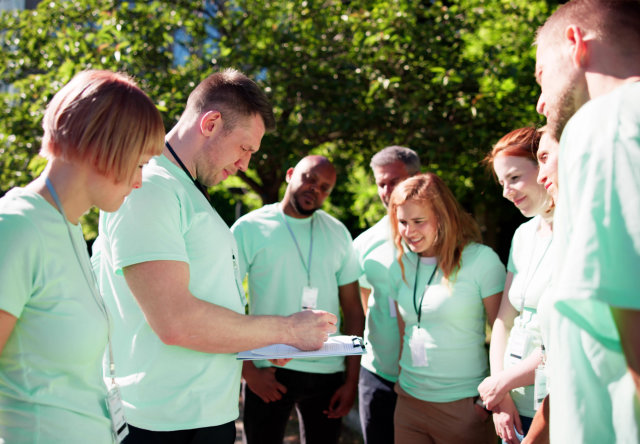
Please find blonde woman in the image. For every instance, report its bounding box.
[0,70,164,442]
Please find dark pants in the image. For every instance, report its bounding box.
[242,368,343,444]
[124,422,236,444]
[358,367,397,444]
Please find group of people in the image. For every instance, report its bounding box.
[0,0,638,443]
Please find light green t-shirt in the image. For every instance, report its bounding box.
[391,243,506,402]
[549,81,640,442]
[354,219,401,383]
[92,155,245,431]
[553,81,640,349]
[503,215,553,418]
[0,188,112,443]
[231,203,361,374]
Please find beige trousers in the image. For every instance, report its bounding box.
[394,384,497,444]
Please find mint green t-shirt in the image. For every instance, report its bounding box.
[553,81,640,350]
[503,216,553,418]
[0,188,112,443]
[391,243,506,402]
[354,220,401,383]
[92,155,245,431]
[549,82,640,443]
[231,203,361,374]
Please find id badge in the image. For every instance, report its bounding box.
[106,386,128,443]
[507,327,531,364]
[409,326,429,367]
[301,286,318,309]
[534,365,548,410]
[387,297,397,318]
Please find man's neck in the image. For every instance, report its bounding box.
[164,129,197,179]
[281,200,313,219]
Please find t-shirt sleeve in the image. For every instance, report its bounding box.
[336,226,363,286]
[473,245,507,299]
[553,90,640,350]
[101,178,189,273]
[594,121,640,309]
[352,235,370,289]
[0,214,40,318]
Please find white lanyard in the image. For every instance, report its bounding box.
[45,178,117,384]
[518,224,552,313]
[280,206,314,287]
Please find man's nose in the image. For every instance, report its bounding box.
[536,93,546,116]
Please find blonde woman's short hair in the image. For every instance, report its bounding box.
[41,70,165,182]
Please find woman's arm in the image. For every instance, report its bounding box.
[521,394,550,444]
[483,291,503,334]
[611,307,640,400]
[489,272,517,375]
[0,310,18,355]
[479,273,523,409]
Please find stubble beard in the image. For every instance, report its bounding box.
[547,76,582,141]
[291,193,319,217]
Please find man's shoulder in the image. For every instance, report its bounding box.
[141,156,181,186]
[563,81,640,166]
[231,203,280,232]
[364,239,397,268]
[237,203,279,221]
[354,216,390,256]
[315,210,353,238]
[568,81,640,129]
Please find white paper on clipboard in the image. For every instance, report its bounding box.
[237,335,366,360]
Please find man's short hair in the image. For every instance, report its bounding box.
[185,68,276,134]
[370,145,421,175]
[536,0,640,50]
[41,69,165,182]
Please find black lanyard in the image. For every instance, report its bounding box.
[165,140,210,202]
[412,258,438,326]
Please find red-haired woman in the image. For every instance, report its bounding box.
[478,127,558,443]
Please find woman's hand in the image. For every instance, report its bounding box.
[478,372,508,410]
[492,394,523,444]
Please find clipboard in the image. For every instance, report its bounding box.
[237,335,366,360]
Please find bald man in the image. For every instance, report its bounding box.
[231,156,364,444]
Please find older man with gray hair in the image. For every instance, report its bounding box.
[353,145,420,444]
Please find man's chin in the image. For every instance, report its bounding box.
[293,203,318,217]
[297,207,318,216]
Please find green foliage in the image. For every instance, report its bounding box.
[0,0,560,257]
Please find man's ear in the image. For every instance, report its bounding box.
[566,25,588,68]
[285,167,294,183]
[199,110,222,136]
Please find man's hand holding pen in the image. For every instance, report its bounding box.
[286,310,337,350]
